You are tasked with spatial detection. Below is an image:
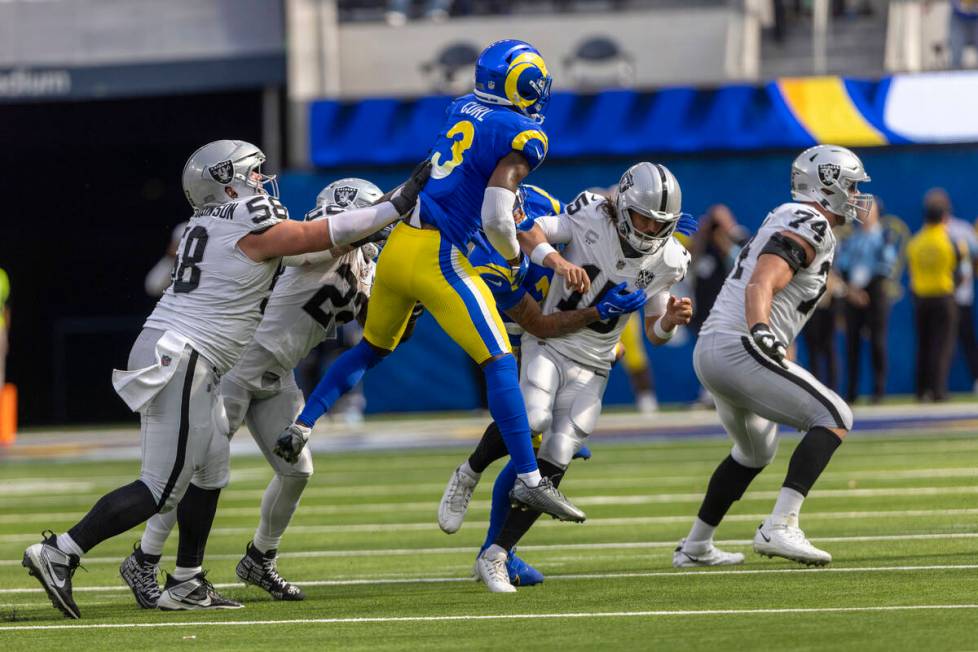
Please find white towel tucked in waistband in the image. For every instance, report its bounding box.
[111,330,193,413]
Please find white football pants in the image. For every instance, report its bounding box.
[694,331,853,468]
[520,337,608,470]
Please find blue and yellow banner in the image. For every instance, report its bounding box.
[309,71,978,167]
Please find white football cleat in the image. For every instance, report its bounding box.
[672,538,745,568]
[474,547,516,593]
[753,518,832,566]
[438,464,481,534]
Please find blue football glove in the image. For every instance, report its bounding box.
[595,282,647,320]
[675,213,698,238]
[572,444,593,461]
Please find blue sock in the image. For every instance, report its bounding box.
[297,340,385,426]
[483,355,537,475]
[482,459,517,552]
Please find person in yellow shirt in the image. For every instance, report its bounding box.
[0,267,8,388]
[906,192,962,401]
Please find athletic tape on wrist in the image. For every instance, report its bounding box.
[530,242,557,266]
[653,316,675,340]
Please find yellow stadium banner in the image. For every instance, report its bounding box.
[778,77,887,146]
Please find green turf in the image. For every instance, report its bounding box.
[1,430,977,650]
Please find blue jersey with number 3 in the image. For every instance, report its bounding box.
[419,94,548,250]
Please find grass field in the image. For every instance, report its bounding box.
[1,428,977,650]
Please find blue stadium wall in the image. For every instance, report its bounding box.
[280,144,978,413]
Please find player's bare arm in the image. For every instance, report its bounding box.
[282,244,353,267]
[517,221,590,293]
[745,231,815,328]
[505,293,599,338]
[646,295,693,345]
[744,230,815,369]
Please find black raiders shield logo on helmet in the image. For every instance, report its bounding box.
[619,170,635,193]
[817,163,840,186]
[333,186,359,207]
[208,159,234,185]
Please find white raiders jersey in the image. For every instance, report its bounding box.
[533,192,690,370]
[701,202,836,346]
[252,240,374,371]
[144,194,288,374]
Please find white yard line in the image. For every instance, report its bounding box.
[1,562,975,596]
[2,603,977,631]
[2,531,974,567]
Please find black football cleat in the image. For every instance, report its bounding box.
[236,542,305,601]
[22,530,82,619]
[157,571,243,611]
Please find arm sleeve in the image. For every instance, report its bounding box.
[533,215,573,244]
[327,202,400,247]
[481,186,519,260]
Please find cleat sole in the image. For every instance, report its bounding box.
[754,549,830,566]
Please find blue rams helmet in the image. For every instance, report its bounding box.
[474,39,552,123]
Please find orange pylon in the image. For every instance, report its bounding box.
[0,384,17,446]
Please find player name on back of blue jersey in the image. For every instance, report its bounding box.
[419,94,549,250]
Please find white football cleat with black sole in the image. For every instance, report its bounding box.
[119,543,161,608]
[22,531,81,619]
[672,538,745,568]
[754,518,832,566]
[474,548,517,593]
[157,571,244,611]
[509,477,586,523]
[438,465,481,534]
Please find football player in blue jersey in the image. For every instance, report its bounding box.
[442,194,700,587]
[440,183,644,586]
[273,40,590,522]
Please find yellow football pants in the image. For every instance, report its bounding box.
[363,223,511,363]
[619,313,650,374]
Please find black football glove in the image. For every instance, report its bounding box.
[390,159,432,215]
[273,423,311,464]
[750,323,789,369]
